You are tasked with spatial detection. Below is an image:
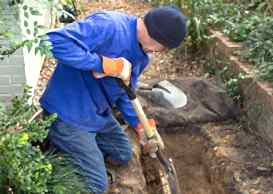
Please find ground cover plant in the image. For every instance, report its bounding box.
[0,87,87,194]
[241,17,273,82]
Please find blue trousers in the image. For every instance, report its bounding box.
[48,118,133,194]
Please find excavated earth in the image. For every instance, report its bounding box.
[34,1,273,193]
[159,121,273,194]
[137,78,273,194]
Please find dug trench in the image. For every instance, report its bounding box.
[136,78,273,194]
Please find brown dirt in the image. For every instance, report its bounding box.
[159,121,273,194]
[162,132,214,194]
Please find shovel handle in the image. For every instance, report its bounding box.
[117,79,165,150]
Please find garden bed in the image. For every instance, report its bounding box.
[209,29,273,149]
[138,77,273,194]
[161,121,273,194]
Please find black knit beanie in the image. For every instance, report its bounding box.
[144,6,187,49]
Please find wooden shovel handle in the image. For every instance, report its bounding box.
[131,98,165,150]
[117,79,165,150]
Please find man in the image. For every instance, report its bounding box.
[40,5,187,194]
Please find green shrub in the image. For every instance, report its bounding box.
[218,65,246,103]
[242,17,273,82]
[197,0,263,42]
[185,0,211,49]
[0,87,88,194]
[223,14,262,42]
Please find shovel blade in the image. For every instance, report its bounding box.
[156,150,181,194]
[152,80,187,109]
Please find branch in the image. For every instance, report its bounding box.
[71,0,78,17]
[0,40,27,57]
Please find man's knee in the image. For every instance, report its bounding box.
[87,175,108,194]
[118,147,133,164]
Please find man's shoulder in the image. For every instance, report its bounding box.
[87,10,135,23]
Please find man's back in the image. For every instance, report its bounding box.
[40,11,149,131]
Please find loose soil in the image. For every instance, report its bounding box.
[160,121,273,194]
[34,0,273,193]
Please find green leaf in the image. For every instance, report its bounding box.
[24,41,32,52]
[0,32,13,38]
[34,38,39,44]
[34,47,39,55]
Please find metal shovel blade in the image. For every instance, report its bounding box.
[152,80,187,109]
[156,150,181,194]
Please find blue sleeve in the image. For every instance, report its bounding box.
[116,93,139,128]
[47,14,115,72]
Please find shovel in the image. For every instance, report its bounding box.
[138,80,188,109]
[117,79,181,194]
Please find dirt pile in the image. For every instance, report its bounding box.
[138,78,240,129]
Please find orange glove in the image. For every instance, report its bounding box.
[93,56,132,82]
[135,119,156,141]
[135,119,159,154]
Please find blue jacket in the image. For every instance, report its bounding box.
[40,11,149,131]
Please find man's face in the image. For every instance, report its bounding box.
[137,18,168,53]
[141,37,167,53]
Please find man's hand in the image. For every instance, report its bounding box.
[92,56,132,84]
[135,119,159,155]
[102,56,132,82]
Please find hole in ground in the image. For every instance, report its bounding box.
[161,131,214,194]
[143,127,216,194]
[143,123,273,194]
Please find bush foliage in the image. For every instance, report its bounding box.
[0,87,87,194]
